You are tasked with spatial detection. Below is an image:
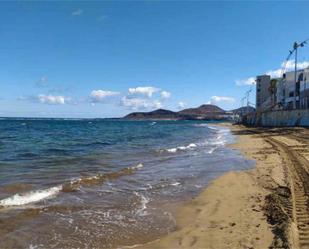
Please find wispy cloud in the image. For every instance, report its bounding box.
[38,94,70,105]
[121,96,162,110]
[89,90,120,103]
[98,15,108,22]
[236,60,309,86]
[178,101,186,109]
[210,96,235,105]
[18,94,71,105]
[266,60,309,78]
[160,91,171,99]
[72,9,83,16]
[235,77,256,86]
[36,76,48,87]
[128,86,160,98]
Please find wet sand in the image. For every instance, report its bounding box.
[134,124,309,249]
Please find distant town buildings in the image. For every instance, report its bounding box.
[255,67,309,112]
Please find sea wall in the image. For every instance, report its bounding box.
[243,109,309,127]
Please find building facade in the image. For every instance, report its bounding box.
[277,68,309,109]
[256,75,271,112]
[256,67,309,112]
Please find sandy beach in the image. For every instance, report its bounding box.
[135,124,309,249]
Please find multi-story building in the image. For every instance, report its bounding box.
[256,67,309,112]
[276,68,309,109]
[256,75,271,112]
[299,68,309,109]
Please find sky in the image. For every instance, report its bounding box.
[1,1,309,118]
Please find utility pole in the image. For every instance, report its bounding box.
[294,42,298,109]
[241,97,245,116]
[292,40,307,109]
[304,77,306,109]
[245,88,252,114]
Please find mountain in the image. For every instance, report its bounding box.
[231,106,255,115]
[179,104,225,115]
[124,109,180,120]
[123,104,234,120]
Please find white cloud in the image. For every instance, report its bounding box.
[121,96,162,110]
[235,77,256,86]
[153,101,163,109]
[178,101,186,109]
[98,15,108,21]
[90,90,120,103]
[36,76,48,87]
[210,96,235,105]
[285,60,309,71]
[160,91,171,99]
[236,60,309,86]
[72,9,83,16]
[128,86,160,97]
[38,94,70,105]
[266,60,309,78]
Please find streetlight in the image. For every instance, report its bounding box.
[292,40,307,109]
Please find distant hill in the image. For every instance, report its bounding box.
[124,109,179,120]
[179,104,225,115]
[123,104,235,120]
[231,106,255,115]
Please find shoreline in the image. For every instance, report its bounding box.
[133,124,309,249]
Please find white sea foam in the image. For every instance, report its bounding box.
[166,143,197,153]
[0,185,62,207]
[134,192,149,216]
[170,182,181,186]
[0,163,144,208]
[165,126,229,154]
[208,147,217,154]
[207,126,218,130]
[130,163,144,170]
[192,123,209,127]
[167,148,177,153]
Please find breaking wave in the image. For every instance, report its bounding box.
[166,143,197,153]
[0,163,144,207]
[0,186,62,207]
[163,126,229,154]
[134,191,150,216]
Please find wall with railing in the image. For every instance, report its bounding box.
[242,109,309,127]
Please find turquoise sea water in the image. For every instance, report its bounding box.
[0,119,253,249]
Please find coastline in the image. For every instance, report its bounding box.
[133,123,301,249]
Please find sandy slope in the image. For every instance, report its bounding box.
[134,124,293,249]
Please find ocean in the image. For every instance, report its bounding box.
[0,119,253,249]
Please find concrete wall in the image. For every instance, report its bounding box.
[243,109,309,127]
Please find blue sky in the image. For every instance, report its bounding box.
[1,1,309,118]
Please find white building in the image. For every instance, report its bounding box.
[277,68,309,109]
[255,67,309,111]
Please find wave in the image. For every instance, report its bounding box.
[192,123,209,127]
[207,147,217,154]
[134,191,149,216]
[207,125,219,130]
[163,126,229,154]
[63,163,144,192]
[0,186,62,207]
[0,163,143,208]
[170,182,181,186]
[166,143,197,153]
